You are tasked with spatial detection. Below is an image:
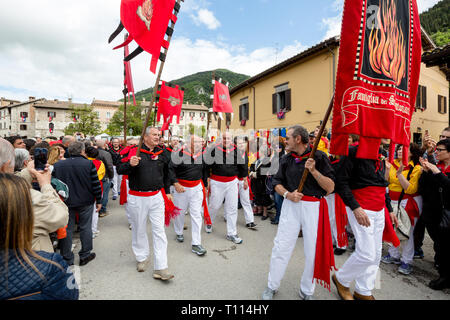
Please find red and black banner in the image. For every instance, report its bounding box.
[156,81,184,132]
[123,40,136,105]
[109,0,180,74]
[330,0,422,164]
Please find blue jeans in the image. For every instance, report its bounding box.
[100,178,111,213]
[273,192,284,223]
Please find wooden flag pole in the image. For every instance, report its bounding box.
[123,33,128,147]
[297,96,334,193]
[136,0,182,157]
[205,70,216,146]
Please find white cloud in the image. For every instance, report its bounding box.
[191,8,221,30]
[321,15,342,40]
[417,0,442,13]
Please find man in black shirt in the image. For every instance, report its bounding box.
[332,139,392,300]
[205,131,248,244]
[170,135,209,256]
[117,127,175,281]
[262,125,335,300]
[109,137,124,200]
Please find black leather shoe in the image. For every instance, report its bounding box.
[334,248,347,256]
[261,215,269,221]
[79,253,96,266]
[428,277,450,290]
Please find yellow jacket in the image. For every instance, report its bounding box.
[388,159,422,195]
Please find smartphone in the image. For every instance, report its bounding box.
[34,148,48,171]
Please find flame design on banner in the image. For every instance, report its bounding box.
[368,0,406,86]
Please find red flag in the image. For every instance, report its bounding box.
[156,81,184,131]
[213,80,233,118]
[124,43,136,105]
[330,0,421,165]
[110,0,177,73]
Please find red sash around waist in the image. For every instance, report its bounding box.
[177,179,212,225]
[128,189,181,226]
[334,193,348,248]
[210,175,237,182]
[300,195,336,291]
[388,191,420,226]
[120,175,128,205]
[352,186,386,212]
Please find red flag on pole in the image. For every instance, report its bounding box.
[212,80,233,119]
[109,0,178,74]
[329,0,422,165]
[124,43,136,105]
[156,81,184,131]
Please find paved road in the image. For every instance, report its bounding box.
[72,195,449,300]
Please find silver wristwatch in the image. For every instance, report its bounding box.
[283,191,289,199]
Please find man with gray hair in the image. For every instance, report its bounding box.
[53,141,103,266]
[62,135,75,158]
[117,127,176,280]
[0,137,68,253]
[262,125,335,300]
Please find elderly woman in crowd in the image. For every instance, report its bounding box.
[14,148,31,172]
[419,139,450,290]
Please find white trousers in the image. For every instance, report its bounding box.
[336,206,385,296]
[267,199,320,296]
[92,201,99,233]
[238,179,254,224]
[127,192,168,270]
[388,196,423,264]
[173,184,204,245]
[112,166,122,198]
[325,193,347,249]
[209,179,239,236]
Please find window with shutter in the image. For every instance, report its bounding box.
[273,83,291,114]
[415,85,427,110]
[438,95,447,114]
[422,86,427,110]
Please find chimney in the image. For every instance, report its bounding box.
[68,98,72,103]
[29,96,35,101]
[54,99,59,102]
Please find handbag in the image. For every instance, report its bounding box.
[438,187,450,231]
[395,166,414,238]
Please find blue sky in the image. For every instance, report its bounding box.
[177,0,341,50]
[0,0,442,103]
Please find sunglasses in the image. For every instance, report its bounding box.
[435,148,447,152]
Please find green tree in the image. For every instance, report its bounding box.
[64,104,101,136]
[106,102,155,137]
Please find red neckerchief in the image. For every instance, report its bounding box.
[437,161,450,175]
[290,145,313,163]
[217,143,236,153]
[140,147,164,160]
[181,148,204,160]
[111,146,124,154]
